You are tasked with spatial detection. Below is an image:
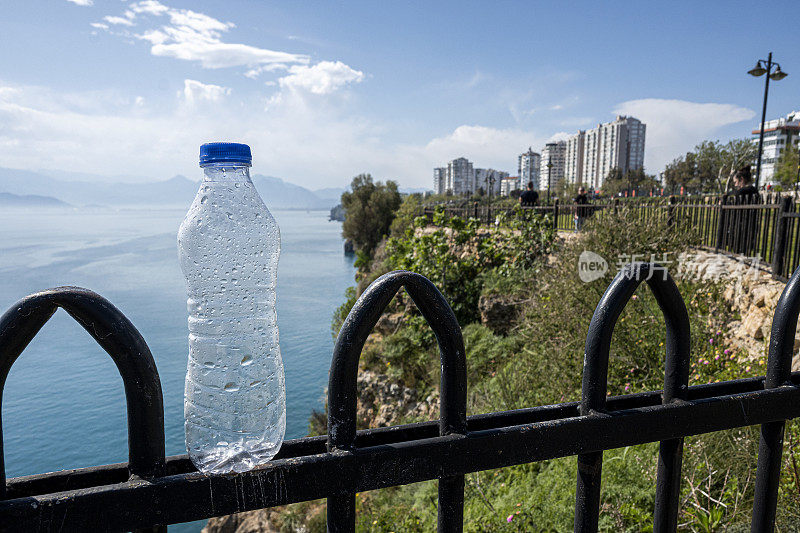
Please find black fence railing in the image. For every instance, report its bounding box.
[1,265,799,532]
[421,194,800,280]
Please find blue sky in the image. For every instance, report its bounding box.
[0,0,798,188]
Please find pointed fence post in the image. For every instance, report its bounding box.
[553,198,560,231]
[715,194,728,252]
[771,195,793,278]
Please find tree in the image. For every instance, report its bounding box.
[694,140,724,192]
[602,167,659,196]
[720,139,757,193]
[602,167,625,196]
[340,173,402,257]
[662,139,756,194]
[773,144,800,189]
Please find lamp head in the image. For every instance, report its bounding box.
[770,66,788,81]
[748,61,767,77]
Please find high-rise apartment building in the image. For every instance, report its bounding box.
[518,147,541,190]
[475,168,508,196]
[500,176,521,196]
[564,115,646,191]
[445,157,474,195]
[433,159,512,196]
[564,131,585,186]
[433,167,446,195]
[751,110,800,184]
[539,141,567,192]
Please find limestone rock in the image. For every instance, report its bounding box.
[741,307,769,340]
[356,370,438,428]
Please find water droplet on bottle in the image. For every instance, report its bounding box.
[224,382,239,392]
[241,355,253,366]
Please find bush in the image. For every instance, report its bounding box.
[385,208,554,325]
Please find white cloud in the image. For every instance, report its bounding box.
[0,81,381,186]
[94,1,309,71]
[66,0,93,6]
[397,125,547,179]
[278,61,364,95]
[614,98,755,172]
[90,22,109,30]
[0,81,547,189]
[245,64,288,79]
[181,79,230,104]
[104,16,135,26]
[547,131,572,142]
[129,0,169,16]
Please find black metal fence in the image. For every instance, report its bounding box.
[1,265,799,532]
[422,194,800,280]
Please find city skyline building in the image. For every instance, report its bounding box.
[565,115,646,191]
[445,157,474,195]
[540,141,566,193]
[518,147,541,190]
[751,110,800,184]
[434,158,512,196]
[433,167,446,195]
[500,176,521,196]
[475,168,508,196]
[564,131,585,186]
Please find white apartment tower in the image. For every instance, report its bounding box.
[433,167,446,195]
[751,110,800,184]
[540,141,567,192]
[565,116,646,191]
[518,147,541,190]
[475,168,508,196]
[445,157,475,195]
[564,132,585,186]
[500,177,521,196]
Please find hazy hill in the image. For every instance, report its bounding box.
[0,167,340,209]
[0,192,71,207]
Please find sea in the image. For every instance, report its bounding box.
[0,206,356,531]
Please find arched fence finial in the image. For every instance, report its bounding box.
[575,262,691,533]
[327,271,467,533]
[0,287,165,531]
[751,265,800,532]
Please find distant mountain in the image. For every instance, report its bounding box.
[0,192,70,207]
[0,167,341,209]
[313,187,346,202]
[251,175,336,209]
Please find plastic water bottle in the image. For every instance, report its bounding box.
[178,142,285,474]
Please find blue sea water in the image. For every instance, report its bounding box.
[0,206,355,531]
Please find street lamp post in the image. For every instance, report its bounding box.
[546,157,553,205]
[748,52,788,189]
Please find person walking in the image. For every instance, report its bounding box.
[731,166,760,255]
[519,181,539,207]
[573,186,590,232]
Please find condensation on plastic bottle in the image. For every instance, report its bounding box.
[178,142,285,474]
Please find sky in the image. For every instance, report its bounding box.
[0,0,798,189]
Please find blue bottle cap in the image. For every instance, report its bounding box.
[199,142,252,166]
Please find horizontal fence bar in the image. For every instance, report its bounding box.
[3,373,798,531]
